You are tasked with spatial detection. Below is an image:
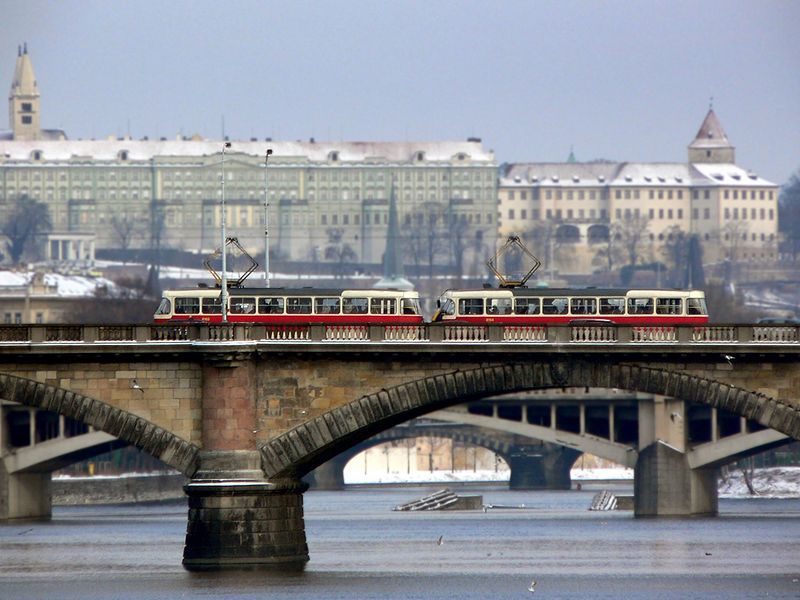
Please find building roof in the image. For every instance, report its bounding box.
[500,162,622,187]
[0,139,495,164]
[690,163,775,187]
[689,108,734,150]
[500,160,776,188]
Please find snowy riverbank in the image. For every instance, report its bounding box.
[52,467,800,504]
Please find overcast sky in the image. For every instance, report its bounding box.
[2,0,798,183]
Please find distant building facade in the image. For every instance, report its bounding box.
[0,48,497,273]
[498,110,779,276]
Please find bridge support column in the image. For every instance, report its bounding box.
[634,441,718,516]
[183,450,309,570]
[508,445,580,490]
[0,463,52,520]
[306,454,349,490]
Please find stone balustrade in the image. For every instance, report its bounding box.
[0,323,795,346]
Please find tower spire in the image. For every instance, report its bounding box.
[687,105,735,164]
[9,43,41,140]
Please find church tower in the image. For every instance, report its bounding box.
[687,106,735,165]
[9,43,41,141]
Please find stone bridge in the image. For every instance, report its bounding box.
[0,322,798,570]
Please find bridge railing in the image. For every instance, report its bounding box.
[0,323,797,346]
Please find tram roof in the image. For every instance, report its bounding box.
[164,287,418,297]
[441,288,704,298]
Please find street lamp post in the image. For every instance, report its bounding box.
[263,148,273,287]
[221,142,231,322]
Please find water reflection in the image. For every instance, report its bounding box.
[1,486,799,598]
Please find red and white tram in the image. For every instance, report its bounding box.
[432,288,709,326]
[153,287,423,325]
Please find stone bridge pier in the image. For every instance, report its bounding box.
[634,396,718,516]
[182,359,309,571]
[507,444,581,490]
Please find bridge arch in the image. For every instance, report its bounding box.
[260,361,800,479]
[0,373,199,476]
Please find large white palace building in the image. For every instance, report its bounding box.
[1,47,497,274]
[1,46,780,279]
[498,110,780,276]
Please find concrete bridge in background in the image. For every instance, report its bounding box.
[0,321,799,570]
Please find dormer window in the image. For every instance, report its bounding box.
[551,175,559,183]
[31,150,42,161]
[415,151,425,162]
[118,150,129,161]
[598,175,605,183]
[530,176,539,183]
[328,151,339,162]
[456,153,466,161]
[624,175,632,182]
[644,176,652,182]
[513,175,521,183]
[572,176,579,183]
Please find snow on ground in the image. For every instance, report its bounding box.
[345,466,800,498]
[718,467,800,498]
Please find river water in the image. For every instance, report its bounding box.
[1,484,799,599]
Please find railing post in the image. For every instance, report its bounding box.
[677,326,693,343]
[737,325,753,343]
[616,325,632,343]
[551,325,571,343]
[30,325,45,343]
[83,326,98,343]
[369,325,385,342]
[310,325,325,341]
[428,325,444,343]
[488,324,503,342]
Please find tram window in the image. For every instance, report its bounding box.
[258,297,285,314]
[231,297,256,314]
[343,297,368,314]
[402,298,420,315]
[202,297,222,314]
[287,297,312,314]
[174,297,200,314]
[656,298,682,315]
[570,298,597,315]
[315,297,341,314]
[370,298,397,314]
[627,298,654,315]
[599,297,625,315]
[440,298,456,316]
[487,298,512,315]
[155,298,172,315]
[514,298,540,315]
[687,298,707,315]
[542,297,568,315]
[458,298,484,316]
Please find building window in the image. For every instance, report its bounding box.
[21,115,32,124]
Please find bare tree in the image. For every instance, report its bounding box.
[660,225,690,287]
[592,226,623,273]
[779,169,800,260]
[402,203,448,279]
[523,221,560,278]
[1,195,52,265]
[111,213,140,252]
[324,227,357,278]
[617,213,652,268]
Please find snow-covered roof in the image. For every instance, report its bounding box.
[614,163,692,186]
[500,161,777,187]
[500,162,621,187]
[690,163,775,187]
[0,139,495,164]
[0,271,120,297]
